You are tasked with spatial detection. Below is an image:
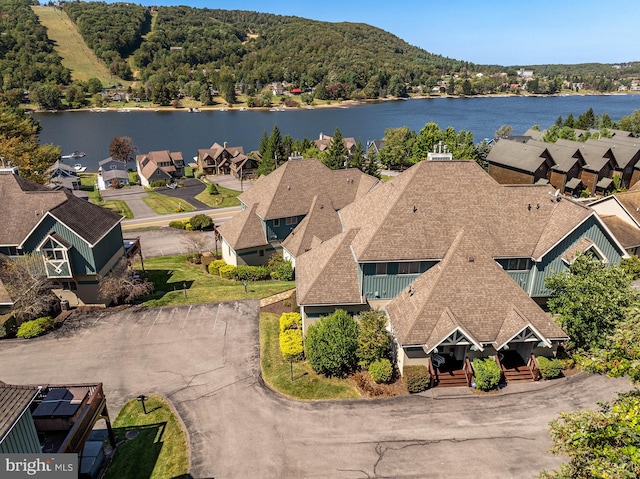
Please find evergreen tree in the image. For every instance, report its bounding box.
[348,138,365,170]
[323,127,347,170]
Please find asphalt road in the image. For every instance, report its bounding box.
[0,304,632,478]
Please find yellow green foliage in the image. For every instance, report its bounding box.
[279,329,304,361]
[279,312,301,332]
[207,259,226,275]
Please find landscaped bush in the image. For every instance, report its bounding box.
[305,309,359,378]
[369,358,393,384]
[184,166,194,178]
[189,214,214,231]
[234,265,270,281]
[267,254,294,281]
[279,312,301,332]
[207,259,226,275]
[403,365,431,393]
[537,356,563,379]
[279,329,304,361]
[219,264,236,279]
[150,180,168,187]
[473,358,501,391]
[195,171,204,179]
[168,219,189,230]
[0,314,16,339]
[207,183,219,195]
[353,371,396,398]
[356,310,391,369]
[17,316,55,339]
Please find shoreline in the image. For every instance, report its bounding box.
[30,91,637,114]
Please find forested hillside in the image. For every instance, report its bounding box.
[0,0,70,95]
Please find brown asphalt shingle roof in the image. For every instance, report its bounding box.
[0,174,122,247]
[487,139,551,173]
[296,229,363,305]
[556,139,618,172]
[0,383,38,441]
[336,161,592,263]
[600,215,640,249]
[590,138,640,170]
[217,203,269,251]
[527,139,585,173]
[385,231,566,347]
[281,195,343,258]
[237,159,378,221]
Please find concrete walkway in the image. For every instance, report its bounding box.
[101,186,156,219]
[207,174,256,192]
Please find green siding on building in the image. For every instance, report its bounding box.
[0,412,41,454]
[362,261,437,300]
[264,216,305,242]
[530,215,624,297]
[45,261,71,278]
[92,225,124,272]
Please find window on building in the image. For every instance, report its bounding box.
[585,246,605,262]
[259,249,265,257]
[398,262,420,274]
[285,216,298,226]
[273,218,280,227]
[375,263,387,275]
[506,258,530,271]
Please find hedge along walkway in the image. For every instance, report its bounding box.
[259,289,296,308]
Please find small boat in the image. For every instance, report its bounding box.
[219,108,228,112]
[118,108,131,113]
[239,107,247,111]
[61,151,86,159]
[74,164,87,172]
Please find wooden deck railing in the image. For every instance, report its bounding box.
[528,354,541,381]
[427,357,436,388]
[462,357,474,387]
[57,383,108,454]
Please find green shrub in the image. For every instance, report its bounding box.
[189,214,214,231]
[356,310,391,369]
[279,329,304,361]
[195,171,204,179]
[268,256,293,281]
[621,255,640,280]
[403,365,430,393]
[305,309,359,378]
[537,356,563,379]
[0,315,17,339]
[17,317,55,339]
[168,219,189,230]
[184,166,194,178]
[369,358,393,384]
[150,180,168,188]
[473,358,501,391]
[208,259,226,275]
[279,312,302,332]
[207,183,219,195]
[219,264,236,279]
[235,265,270,281]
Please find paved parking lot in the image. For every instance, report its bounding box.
[0,304,632,478]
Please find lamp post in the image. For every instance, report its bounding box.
[137,395,148,414]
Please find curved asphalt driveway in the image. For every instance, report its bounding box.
[0,303,632,478]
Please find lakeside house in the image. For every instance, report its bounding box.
[197,142,259,178]
[488,131,640,196]
[97,157,129,190]
[136,150,184,187]
[47,160,80,191]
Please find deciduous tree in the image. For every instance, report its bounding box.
[305,309,359,378]
[356,310,391,369]
[109,136,137,163]
[98,259,154,305]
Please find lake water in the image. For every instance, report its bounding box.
[34,95,640,172]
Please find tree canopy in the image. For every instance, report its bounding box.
[305,309,359,378]
[545,254,637,350]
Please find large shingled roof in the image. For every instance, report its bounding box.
[0,383,38,442]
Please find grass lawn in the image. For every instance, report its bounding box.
[102,200,134,219]
[260,312,360,400]
[194,183,241,208]
[138,255,295,307]
[104,395,188,479]
[143,191,196,215]
[32,6,118,85]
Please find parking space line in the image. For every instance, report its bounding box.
[115,310,133,338]
[147,308,163,336]
[180,305,193,332]
[81,313,104,339]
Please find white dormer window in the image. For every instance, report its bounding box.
[39,234,72,278]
